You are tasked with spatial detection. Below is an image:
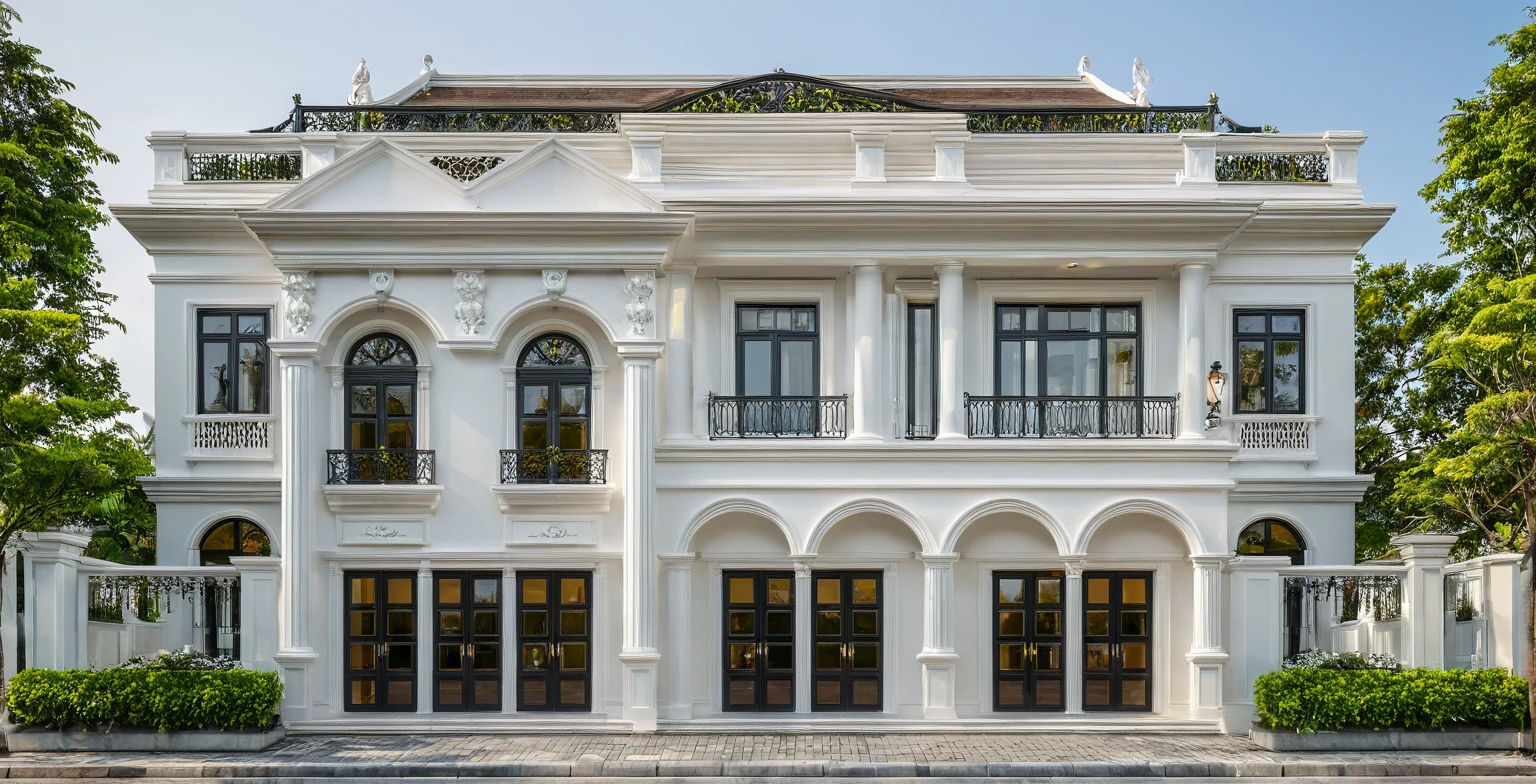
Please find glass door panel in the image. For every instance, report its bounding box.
[812,571,882,712]
[722,571,795,712]
[433,572,502,712]
[517,571,592,712]
[1083,571,1153,712]
[344,571,417,712]
[993,571,1065,712]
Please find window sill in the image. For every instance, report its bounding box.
[321,483,443,515]
[492,483,615,516]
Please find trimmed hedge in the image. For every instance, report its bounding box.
[7,667,283,732]
[1254,667,1529,733]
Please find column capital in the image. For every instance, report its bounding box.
[1189,554,1232,568]
[1061,555,1087,578]
[935,260,966,274]
[269,340,321,359]
[1173,260,1214,275]
[658,553,696,566]
[664,263,697,277]
[852,260,883,270]
[919,552,960,565]
[616,343,665,361]
[792,558,814,577]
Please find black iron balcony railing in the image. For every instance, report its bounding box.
[708,394,849,439]
[500,449,609,484]
[326,449,436,484]
[965,395,1178,439]
[186,151,302,181]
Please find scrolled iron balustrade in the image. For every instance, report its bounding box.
[1216,152,1329,182]
[499,449,609,484]
[326,449,436,484]
[965,395,1178,438]
[186,152,302,181]
[708,394,849,439]
[967,107,1217,135]
[282,106,618,134]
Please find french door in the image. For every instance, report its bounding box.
[812,571,882,712]
[1083,571,1152,712]
[722,571,795,712]
[433,572,502,712]
[344,571,417,712]
[517,571,592,712]
[992,570,1065,712]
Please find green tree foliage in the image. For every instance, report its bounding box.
[0,2,153,564]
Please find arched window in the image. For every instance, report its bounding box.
[1236,519,1306,565]
[345,333,418,450]
[198,518,271,565]
[517,334,591,450]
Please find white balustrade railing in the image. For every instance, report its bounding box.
[184,415,274,461]
[1233,415,1317,455]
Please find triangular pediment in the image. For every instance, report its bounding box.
[265,138,661,213]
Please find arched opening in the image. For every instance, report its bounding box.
[509,333,595,483]
[1236,518,1306,565]
[198,518,271,660]
[344,333,418,450]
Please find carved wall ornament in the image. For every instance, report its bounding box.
[369,269,394,306]
[453,270,487,335]
[623,270,656,337]
[542,268,568,300]
[530,524,575,539]
[281,271,315,335]
[360,524,405,539]
[430,155,504,183]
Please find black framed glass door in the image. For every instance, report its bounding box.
[812,571,881,711]
[517,571,592,712]
[433,572,502,712]
[722,571,795,711]
[344,571,417,712]
[1083,571,1152,712]
[993,570,1065,712]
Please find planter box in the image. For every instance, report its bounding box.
[1251,724,1531,751]
[3,724,283,752]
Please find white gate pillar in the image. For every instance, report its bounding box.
[1187,555,1230,721]
[231,556,281,671]
[917,553,960,719]
[22,531,89,670]
[1395,534,1456,669]
[619,344,663,731]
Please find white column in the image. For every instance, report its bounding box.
[416,561,433,713]
[917,554,960,720]
[271,342,320,718]
[1063,557,1085,714]
[660,554,694,719]
[1394,534,1457,669]
[1175,262,1211,438]
[619,345,662,731]
[663,267,696,440]
[935,262,966,440]
[1186,555,1230,721]
[502,567,517,713]
[851,263,885,440]
[793,560,813,713]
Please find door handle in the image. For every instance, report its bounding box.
[377,642,387,661]
[557,642,565,660]
[547,642,557,661]
[466,643,475,662]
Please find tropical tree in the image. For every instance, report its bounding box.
[0,1,155,700]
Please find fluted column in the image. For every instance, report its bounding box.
[416,561,433,714]
[1063,557,1085,714]
[663,267,696,440]
[935,262,966,440]
[660,554,695,719]
[1176,261,1211,438]
[918,553,960,719]
[851,263,884,440]
[793,560,813,713]
[271,341,320,719]
[1187,555,1230,720]
[619,345,663,730]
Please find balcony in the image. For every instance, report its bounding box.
[965,395,1178,439]
[500,449,609,484]
[183,415,274,462]
[325,449,436,484]
[1232,414,1319,461]
[708,394,849,439]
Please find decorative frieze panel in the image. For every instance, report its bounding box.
[430,155,505,182]
[280,271,315,335]
[185,417,274,461]
[508,517,595,546]
[453,270,486,335]
[339,518,427,546]
[1236,416,1315,452]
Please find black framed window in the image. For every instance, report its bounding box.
[995,305,1140,397]
[517,334,592,450]
[1236,518,1306,565]
[736,305,818,397]
[907,303,937,438]
[196,309,270,414]
[345,333,418,450]
[198,519,269,661]
[1234,310,1305,413]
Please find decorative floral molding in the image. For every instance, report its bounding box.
[542,268,568,300]
[360,524,406,539]
[529,524,576,539]
[281,271,315,335]
[623,270,655,337]
[453,270,486,335]
[369,268,394,305]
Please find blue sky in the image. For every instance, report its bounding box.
[17,0,1528,416]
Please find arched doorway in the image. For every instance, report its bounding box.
[510,334,596,483]
[1237,519,1308,656]
[198,519,272,659]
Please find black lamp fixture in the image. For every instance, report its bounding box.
[1205,361,1227,430]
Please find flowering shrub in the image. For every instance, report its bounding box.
[117,649,237,671]
[1254,667,1528,732]
[1282,649,1398,671]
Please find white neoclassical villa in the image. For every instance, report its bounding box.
[6,61,1526,734]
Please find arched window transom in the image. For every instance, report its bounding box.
[1237,519,1306,565]
[199,518,271,566]
[349,334,417,367]
[519,335,589,368]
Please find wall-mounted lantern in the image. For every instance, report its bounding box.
[1205,361,1227,430]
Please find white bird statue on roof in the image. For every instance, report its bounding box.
[348,58,373,106]
[1129,57,1153,107]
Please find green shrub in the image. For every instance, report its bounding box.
[7,667,283,732]
[1254,666,1528,732]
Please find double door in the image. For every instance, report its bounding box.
[722,571,796,711]
[992,571,1065,711]
[433,572,502,712]
[812,571,882,711]
[344,571,417,712]
[1083,571,1152,712]
[517,571,593,711]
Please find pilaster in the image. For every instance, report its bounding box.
[793,559,813,713]
[917,553,960,720]
[1186,555,1230,721]
[620,343,663,730]
[663,267,697,440]
[271,339,320,719]
[1062,556,1086,713]
[660,554,695,719]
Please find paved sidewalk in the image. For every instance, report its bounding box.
[1,732,1534,779]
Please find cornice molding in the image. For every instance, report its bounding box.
[137,476,281,503]
[1229,475,1374,502]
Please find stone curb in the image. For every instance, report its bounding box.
[2,758,1535,778]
